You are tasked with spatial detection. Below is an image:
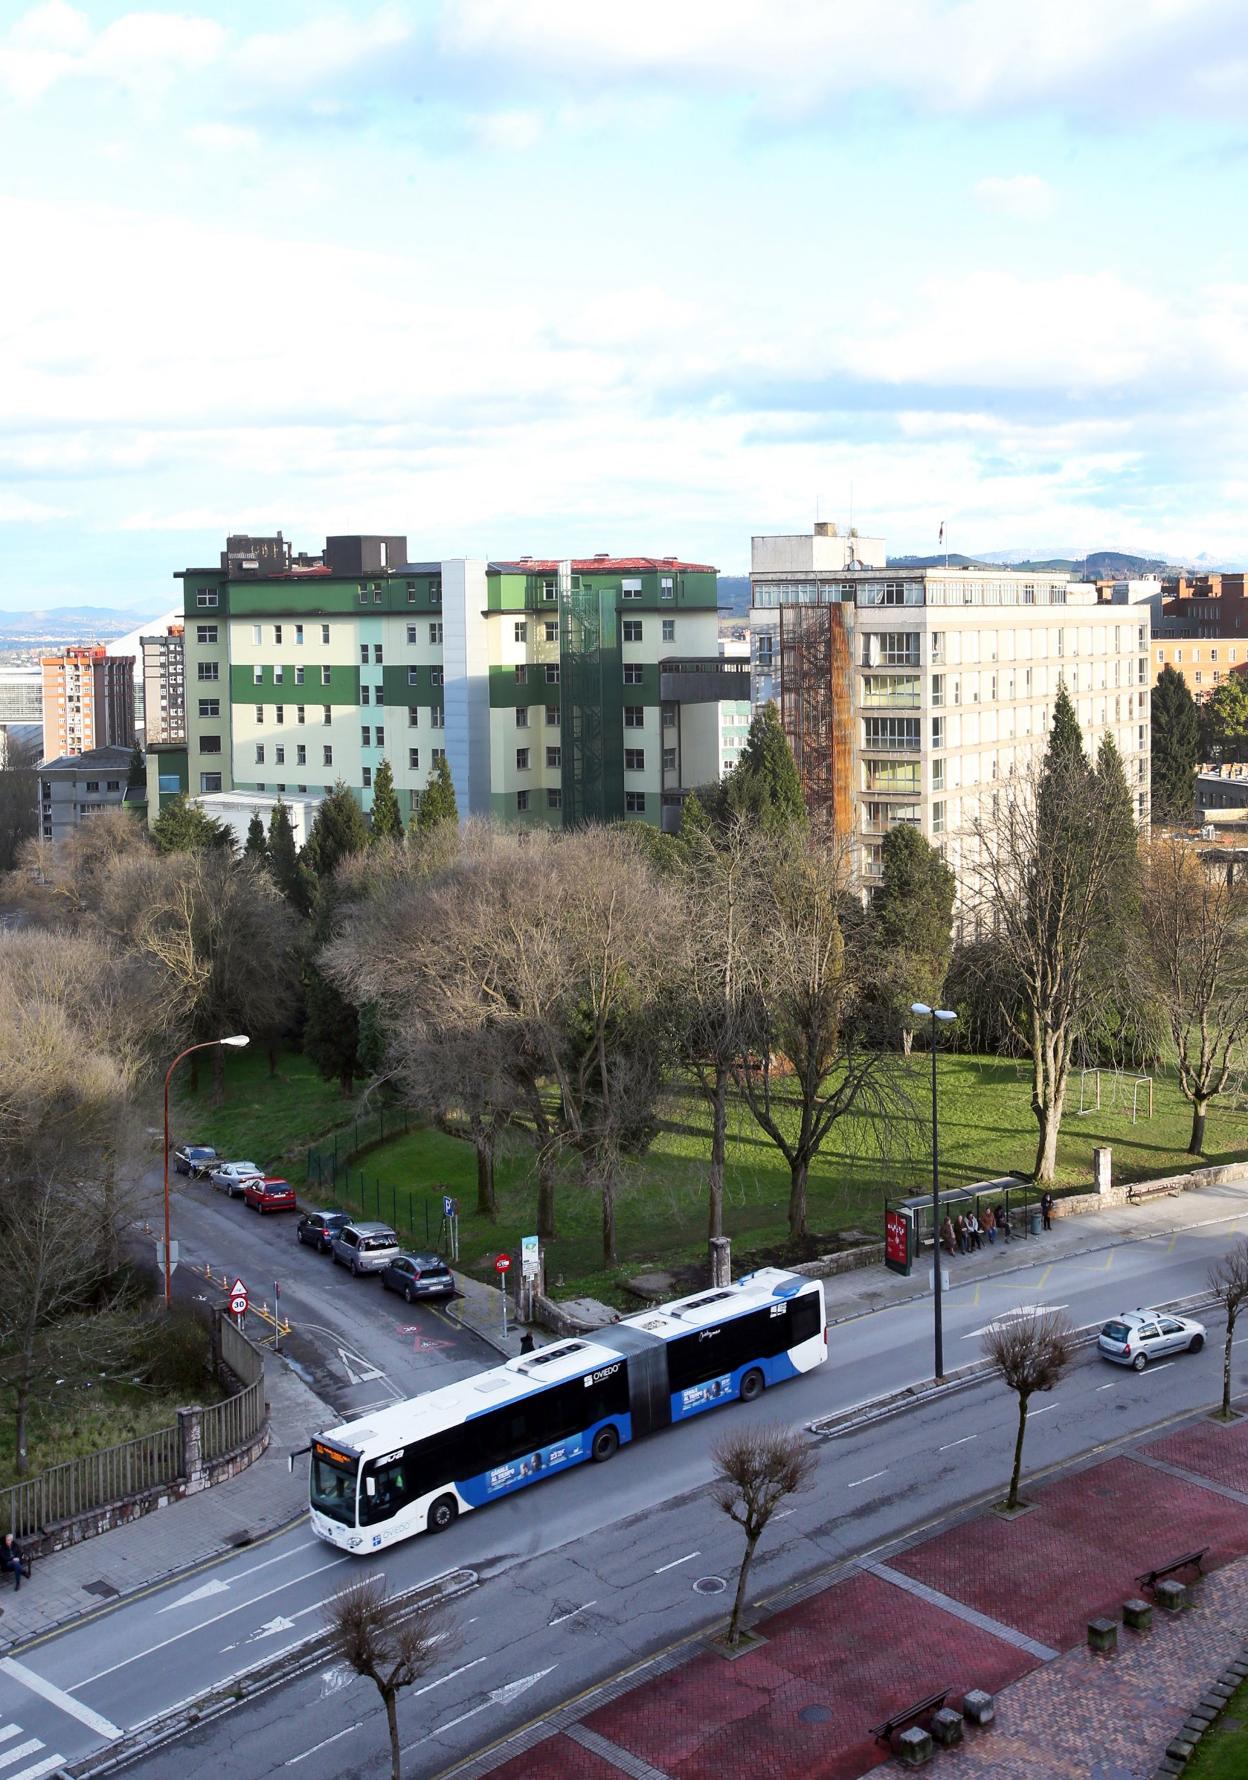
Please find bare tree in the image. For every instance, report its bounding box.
[711,1423,816,1647]
[734,827,910,1242]
[323,1576,448,1780]
[983,1310,1073,1511]
[1209,1238,1248,1420]
[1142,839,1248,1154]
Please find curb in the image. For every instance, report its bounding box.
[1151,1643,1248,1777]
[65,1567,478,1778]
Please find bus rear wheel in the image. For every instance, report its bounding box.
[591,1426,619,1463]
[428,1495,458,1533]
[739,1369,765,1403]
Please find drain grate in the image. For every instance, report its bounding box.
[83,1580,120,1599]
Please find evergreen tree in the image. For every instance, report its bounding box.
[303,884,365,1096]
[413,757,458,832]
[369,759,403,840]
[1203,675,1248,765]
[1151,664,1200,821]
[126,744,145,790]
[725,702,806,830]
[243,812,269,864]
[150,793,235,855]
[875,824,956,1051]
[267,798,313,914]
[676,790,714,861]
[304,782,370,881]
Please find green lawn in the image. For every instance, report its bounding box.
[1183,1678,1248,1776]
[305,1055,1248,1302]
[173,1044,361,1185]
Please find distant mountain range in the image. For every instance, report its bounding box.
[717,575,751,618]
[888,550,1188,577]
[0,606,145,637]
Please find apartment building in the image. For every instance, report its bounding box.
[0,668,43,728]
[750,529,1151,894]
[750,522,887,709]
[38,745,134,844]
[141,625,186,743]
[1158,572,1248,639]
[40,646,135,761]
[1152,637,1247,702]
[151,536,742,833]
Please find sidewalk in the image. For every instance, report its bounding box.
[459,1408,1248,1780]
[0,1356,332,1651]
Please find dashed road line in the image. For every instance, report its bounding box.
[938,1435,977,1452]
[847,1471,888,1489]
[654,1553,699,1574]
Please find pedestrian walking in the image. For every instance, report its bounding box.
[982,1205,997,1245]
[940,1216,956,1257]
[1041,1191,1054,1231]
[519,1332,535,1355]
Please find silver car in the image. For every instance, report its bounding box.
[1098,1308,1206,1371]
[332,1221,401,1276]
[210,1161,264,1198]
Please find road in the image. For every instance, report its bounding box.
[0,1183,1244,1780]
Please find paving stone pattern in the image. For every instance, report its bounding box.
[1148,1415,1248,1494]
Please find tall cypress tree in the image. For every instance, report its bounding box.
[1151,664,1199,821]
[369,759,403,840]
[413,757,458,832]
[268,798,312,914]
[244,812,269,864]
[304,782,370,880]
[725,701,806,830]
[126,743,145,790]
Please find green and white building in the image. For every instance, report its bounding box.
[147,536,747,832]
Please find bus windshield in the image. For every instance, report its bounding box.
[310,1443,358,1526]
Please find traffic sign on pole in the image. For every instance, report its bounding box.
[230,1293,248,1316]
[229,1277,247,1298]
[494,1254,511,1274]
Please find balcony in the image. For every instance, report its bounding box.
[659,658,752,704]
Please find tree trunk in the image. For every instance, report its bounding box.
[726,1532,759,1647]
[339,1068,355,1097]
[1189,1097,1209,1157]
[537,1144,557,1241]
[1222,1307,1236,1420]
[901,1027,913,1057]
[383,1688,401,1780]
[14,1377,31,1479]
[708,1064,728,1241]
[1032,1096,1061,1185]
[473,1119,497,1218]
[787,1156,809,1243]
[1006,1393,1029,1510]
[601,1169,617,1269]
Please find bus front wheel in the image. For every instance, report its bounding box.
[591,1426,619,1463]
[739,1369,765,1403]
[428,1495,459,1533]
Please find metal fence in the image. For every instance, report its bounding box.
[306,1105,453,1248]
[306,1104,412,1189]
[0,1314,269,1538]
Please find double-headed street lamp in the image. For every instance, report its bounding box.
[163,1035,250,1308]
[912,1001,957,1380]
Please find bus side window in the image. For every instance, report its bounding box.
[787,1295,821,1347]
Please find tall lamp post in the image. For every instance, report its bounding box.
[911,1001,957,1380]
[163,1035,250,1308]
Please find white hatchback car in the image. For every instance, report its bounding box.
[210,1161,264,1198]
[1098,1308,1206,1370]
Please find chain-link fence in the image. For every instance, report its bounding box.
[306,1108,456,1249]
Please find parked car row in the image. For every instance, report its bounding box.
[298,1209,455,1298]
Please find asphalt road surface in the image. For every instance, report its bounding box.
[3,1183,1244,1780]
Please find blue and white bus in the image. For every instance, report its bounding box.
[308,1267,826,1552]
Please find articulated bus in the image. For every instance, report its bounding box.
[309,1267,826,1552]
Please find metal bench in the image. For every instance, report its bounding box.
[870,1688,950,1748]
[1136,1547,1208,1592]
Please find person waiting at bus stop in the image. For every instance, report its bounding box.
[982,1205,997,1244]
[965,1210,982,1251]
[940,1216,956,1256]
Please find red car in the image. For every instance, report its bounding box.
[244,1177,297,1215]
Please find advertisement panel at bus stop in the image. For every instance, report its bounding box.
[884,1208,911,1276]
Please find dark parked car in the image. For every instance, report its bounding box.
[297,1209,350,1253]
[381,1253,455,1302]
[174,1144,217,1178]
[244,1177,297,1214]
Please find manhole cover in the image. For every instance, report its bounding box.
[82,1580,120,1600]
[799,1705,832,1725]
[694,1576,726,1595]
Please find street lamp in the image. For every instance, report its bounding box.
[912,1001,957,1380]
[163,1035,250,1308]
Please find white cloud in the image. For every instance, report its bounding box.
[183,121,260,154]
[0,491,70,523]
[468,109,544,152]
[974,174,1056,221]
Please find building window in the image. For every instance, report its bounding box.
[358,585,368,604]
[662,619,675,642]
[546,746,561,768]
[408,706,418,727]
[409,748,420,770]
[321,624,330,644]
[375,726,384,748]
[931,633,945,665]
[1196,672,1203,684]
[274,665,284,684]
[362,726,371,746]
[198,698,220,718]
[663,746,677,769]
[406,582,417,604]
[324,705,332,724]
[362,686,371,705]
[322,666,332,685]
[373,589,382,604]
[407,624,418,644]
[255,704,264,722]
[295,624,303,645]
[323,746,333,766]
[431,706,444,727]
[625,791,647,813]
[196,591,218,609]
[408,667,421,686]
[432,747,445,765]
[430,582,442,605]
[200,771,222,791]
[360,645,369,666]
[662,703,676,728]
[545,705,560,725]
[297,705,305,724]
[516,790,530,812]
[624,664,643,684]
[514,621,527,644]
[932,716,945,748]
[197,662,219,681]
[863,717,921,750]
[547,787,562,810]
[623,620,643,643]
[516,748,530,770]
[201,736,221,754]
[295,666,305,685]
[362,766,373,789]
[275,705,284,724]
[274,624,283,644]
[196,624,218,644]
[275,744,285,765]
[932,759,945,790]
[252,666,263,685]
[430,668,443,686]
[545,621,558,642]
[931,674,944,706]
[660,578,673,600]
[624,706,644,728]
[932,801,946,835]
[625,748,645,770]
[622,579,643,599]
[514,664,528,685]
[373,645,383,664]
[429,621,443,644]
[297,745,306,765]
[375,682,384,704]
[85,781,100,792]
[863,632,921,668]
[545,663,560,684]
[516,706,529,728]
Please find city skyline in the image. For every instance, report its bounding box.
[3,1,1248,609]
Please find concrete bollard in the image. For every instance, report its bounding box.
[963,1690,995,1727]
[1156,1579,1189,1612]
[930,1707,963,1748]
[896,1725,934,1767]
[1123,1598,1153,1632]
[1087,1617,1118,1654]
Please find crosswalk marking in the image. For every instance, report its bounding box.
[0,1731,18,1747]
[0,1743,43,1773]
[7,1756,66,1780]
[0,1726,66,1780]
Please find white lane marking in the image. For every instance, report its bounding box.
[336,1346,383,1386]
[1030,1403,1059,1416]
[1096,1383,1116,1390]
[419,1668,557,1742]
[1147,1362,1176,1374]
[0,1731,18,1747]
[847,1471,888,1489]
[410,1657,487,1699]
[347,1398,399,1415]
[318,1665,354,1700]
[157,1578,230,1613]
[773,1509,797,1520]
[285,1724,361,1767]
[654,1552,699,1574]
[6,1756,64,1780]
[961,1306,1069,1339]
[0,1744,43,1775]
[155,1537,319,1614]
[938,1435,977,1452]
[0,1661,121,1740]
[72,1557,350,1690]
[550,1602,597,1626]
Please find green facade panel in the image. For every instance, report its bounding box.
[562,584,624,824]
[383,665,442,707]
[488,665,555,708]
[181,570,444,620]
[230,664,360,703]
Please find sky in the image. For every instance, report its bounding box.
[3,0,1248,611]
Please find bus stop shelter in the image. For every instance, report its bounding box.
[886,1174,1036,1274]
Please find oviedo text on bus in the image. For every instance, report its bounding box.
[303,1267,827,1552]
